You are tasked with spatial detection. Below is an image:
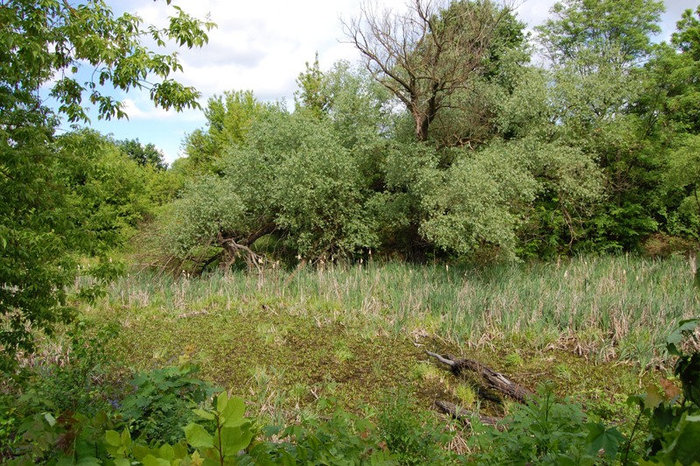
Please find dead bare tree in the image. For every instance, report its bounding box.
[344,0,515,142]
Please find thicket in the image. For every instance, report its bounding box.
[146,0,700,274]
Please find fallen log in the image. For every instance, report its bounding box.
[426,350,533,403]
[435,400,504,431]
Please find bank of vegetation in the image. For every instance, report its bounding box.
[2,0,700,464]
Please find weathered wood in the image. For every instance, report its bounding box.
[426,350,533,403]
[435,400,504,431]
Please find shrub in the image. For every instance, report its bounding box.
[119,364,216,445]
[377,392,455,465]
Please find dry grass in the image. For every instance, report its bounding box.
[94,254,698,366]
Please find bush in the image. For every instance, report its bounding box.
[377,392,455,465]
[119,364,216,445]
[470,385,624,465]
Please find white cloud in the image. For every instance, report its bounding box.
[100,0,688,164]
[125,0,409,102]
[120,97,204,122]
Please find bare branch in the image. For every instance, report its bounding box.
[344,0,513,142]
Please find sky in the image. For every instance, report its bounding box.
[63,0,698,164]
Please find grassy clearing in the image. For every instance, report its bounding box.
[73,254,696,433]
[97,254,696,361]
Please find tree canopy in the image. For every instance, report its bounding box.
[0,0,213,368]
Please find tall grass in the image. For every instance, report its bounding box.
[98,254,698,365]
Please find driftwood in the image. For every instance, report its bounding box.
[426,350,533,403]
[435,400,504,431]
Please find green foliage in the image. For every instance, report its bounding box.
[421,139,603,259]
[249,407,396,465]
[162,108,380,267]
[181,392,255,465]
[377,393,454,465]
[295,52,331,118]
[184,90,267,171]
[665,135,700,239]
[629,318,700,465]
[56,130,157,252]
[1,0,213,123]
[118,139,167,171]
[645,6,700,136]
[0,0,212,368]
[471,385,624,465]
[120,365,216,445]
[420,143,538,259]
[29,321,119,416]
[0,118,76,367]
[164,175,247,264]
[537,0,663,64]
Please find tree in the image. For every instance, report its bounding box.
[118,139,167,170]
[537,0,664,66]
[183,90,267,171]
[536,0,665,252]
[649,7,700,245]
[345,0,516,142]
[644,6,700,136]
[295,53,332,117]
[0,0,213,369]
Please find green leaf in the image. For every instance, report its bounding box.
[105,430,122,447]
[172,440,188,459]
[120,428,131,449]
[141,455,171,466]
[216,391,228,413]
[656,414,700,464]
[193,408,215,420]
[585,423,624,459]
[666,318,699,355]
[114,459,131,466]
[184,422,214,449]
[158,443,175,460]
[133,444,151,460]
[221,396,246,427]
[220,425,254,457]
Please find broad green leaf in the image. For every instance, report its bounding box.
[114,459,131,466]
[193,408,215,421]
[159,443,176,460]
[216,391,229,413]
[184,422,214,449]
[141,455,171,466]
[105,430,122,447]
[666,318,699,355]
[173,440,189,459]
[221,396,246,427]
[120,428,131,448]
[133,444,151,460]
[656,414,700,464]
[220,425,254,457]
[585,423,624,459]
